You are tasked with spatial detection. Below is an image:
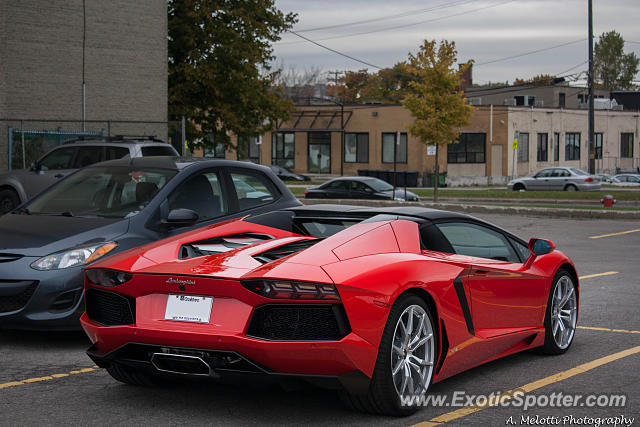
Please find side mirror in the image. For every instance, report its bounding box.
[529,238,555,256]
[524,238,555,268]
[30,162,39,172]
[164,208,199,228]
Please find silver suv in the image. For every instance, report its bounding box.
[0,136,179,213]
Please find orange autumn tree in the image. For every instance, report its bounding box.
[402,40,474,202]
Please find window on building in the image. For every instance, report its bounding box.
[565,133,580,161]
[344,133,369,163]
[272,132,295,168]
[203,134,225,159]
[514,95,535,106]
[447,133,486,163]
[537,133,548,162]
[238,135,260,163]
[554,133,560,161]
[594,133,603,159]
[621,133,634,158]
[517,133,529,163]
[382,133,407,164]
[559,93,566,108]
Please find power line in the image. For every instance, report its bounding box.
[295,0,478,33]
[475,39,586,66]
[278,0,515,46]
[288,31,383,70]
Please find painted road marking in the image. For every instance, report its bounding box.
[579,271,618,280]
[412,346,640,426]
[578,326,640,334]
[589,228,640,239]
[0,366,99,390]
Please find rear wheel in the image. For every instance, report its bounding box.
[341,294,436,416]
[541,269,578,355]
[106,363,167,386]
[564,184,578,191]
[0,188,19,214]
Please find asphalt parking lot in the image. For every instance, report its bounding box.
[1,213,638,426]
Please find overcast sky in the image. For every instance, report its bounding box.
[272,0,640,85]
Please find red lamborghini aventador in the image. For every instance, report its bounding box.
[80,205,579,416]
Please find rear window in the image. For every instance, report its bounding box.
[141,146,178,156]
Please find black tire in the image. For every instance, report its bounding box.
[341,294,436,416]
[513,183,525,191]
[564,184,578,191]
[540,269,578,355]
[0,188,20,214]
[106,363,165,386]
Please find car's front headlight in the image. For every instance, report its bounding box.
[30,242,118,271]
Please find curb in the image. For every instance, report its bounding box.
[298,198,640,220]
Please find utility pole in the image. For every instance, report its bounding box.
[588,0,596,174]
[327,70,344,101]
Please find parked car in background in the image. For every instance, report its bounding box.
[0,157,300,330]
[268,164,310,181]
[0,136,179,214]
[612,174,640,186]
[594,173,615,183]
[507,167,601,191]
[305,176,420,201]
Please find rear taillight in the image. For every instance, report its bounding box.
[242,280,340,300]
[304,191,309,197]
[86,269,132,287]
[585,177,594,182]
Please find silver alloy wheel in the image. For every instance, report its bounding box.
[391,305,435,398]
[551,275,578,349]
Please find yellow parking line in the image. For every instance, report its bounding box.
[412,346,640,426]
[0,366,99,390]
[578,326,640,334]
[589,228,640,239]
[579,271,618,280]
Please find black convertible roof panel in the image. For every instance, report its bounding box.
[284,204,473,221]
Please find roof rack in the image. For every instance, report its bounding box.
[63,135,164,144]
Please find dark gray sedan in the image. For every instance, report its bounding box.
[305,176,420,201]
[507,167,601,191]
[0,157,300,330]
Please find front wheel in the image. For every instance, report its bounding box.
[341,294,436,416]
[564,184,578,191]
[541,270,578,355]
[0,189,19,214]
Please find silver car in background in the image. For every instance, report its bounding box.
[507,167,601,191]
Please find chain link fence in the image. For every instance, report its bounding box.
[1,119,184,171]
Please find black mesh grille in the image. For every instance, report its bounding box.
[247,304,350,341]
[86,288,135,326]
[0,281,38,313]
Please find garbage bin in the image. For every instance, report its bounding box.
[395,171,407,187]
[406,171,419,187]
[428,172,447,187]
[380,170,392,184]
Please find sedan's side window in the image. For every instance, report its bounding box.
[230,170,277,211]
[167,171,228,222]
[535,169,552,178]
[39,147,76,170]
[435,222,520,263]
[325,180,348,190]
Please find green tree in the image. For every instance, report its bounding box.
[361,62,416,103]
[594,30,639,90]
[513,74,557,86]
[402,40,474,202]
[168,0,297,153]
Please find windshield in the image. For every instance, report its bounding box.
[24,166,177,218]
[365,178,394,192]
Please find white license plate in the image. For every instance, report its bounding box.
[164,294,213,323]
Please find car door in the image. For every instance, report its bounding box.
[349,181,374,199]
[322,180,350,198]
[23,146,78,198]
[434,221,548,336]
[530,168,553,190]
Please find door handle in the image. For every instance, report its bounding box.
[54,174,64,178]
